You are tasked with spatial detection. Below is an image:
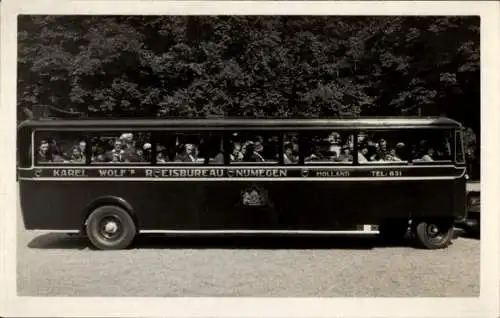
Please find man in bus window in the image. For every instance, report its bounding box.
[105,139,125,162]
[78,140,86,157]
[175,143,198,163]
[121,133,138,162]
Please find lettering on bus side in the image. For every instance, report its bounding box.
[52,168,88,177]
[228,168,287,178]
[98,169,134,177]
[144,168,225,178]
[370,170,403,177]
[313,170,350,177]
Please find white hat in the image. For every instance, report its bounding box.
[143,143,151,150]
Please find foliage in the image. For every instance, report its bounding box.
[17,15,479,136]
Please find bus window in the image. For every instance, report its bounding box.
[303,131,354,164]
[357,130,411,165]
[155,132,214,165]
[89,132,152,164]
[411,129,453,163]
[283,132,300,165]
[34,131,88,165]
[229,132,279,164]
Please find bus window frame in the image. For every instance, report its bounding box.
[17,126,33,168]
[153,131,224,166]
[227,130,281,166]
[353,129,411,166]
[455,129,466,165]
[86,130,153,166]
[32,129,92,167]
[300,129,356,166]
[409,128,454,166]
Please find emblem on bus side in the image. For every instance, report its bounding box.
[241,185,268,207]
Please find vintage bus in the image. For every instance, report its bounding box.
[17,117,467,250]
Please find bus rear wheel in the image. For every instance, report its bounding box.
[412,220,454,249]
[85,205,136,250]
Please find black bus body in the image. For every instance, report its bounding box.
[17,117,468,249]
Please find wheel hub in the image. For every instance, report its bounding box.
[104,221,119,234]
[427,223,444,239]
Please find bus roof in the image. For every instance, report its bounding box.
[18,116,463,130]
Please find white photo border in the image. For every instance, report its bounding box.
[1,1,499,317]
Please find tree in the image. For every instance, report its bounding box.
[17,15,479,128]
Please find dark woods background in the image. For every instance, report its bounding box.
[17,15,480,179]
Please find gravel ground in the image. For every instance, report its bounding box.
[16,204,480,297]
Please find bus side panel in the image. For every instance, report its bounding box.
[264,180,458,228]
[19,179,461,231]
[19,181,207,230]
[202,180,459,229]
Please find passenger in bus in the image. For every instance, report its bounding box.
[105,139,125,162]
[358,145,369,163]
[111,153,122,163]
[36,140,52,163]
[156,152,167,163]
[92,147,106,163]
[69,146,85,164]
[283,142,297,164]
[421,148,435,162]
[371,138,389,161]
[78,141,87,156]
[48,142,67,163]
[326,150,338,162]
[120,133,138,161]
[338,147,353,162]
[327,132,342,159]
[242,142,265,162]
[230,143,243,162]
[305,144,325,162]
[386,148,402,162]
[254,140,265,157]
[142,143,152,162]
[175,143,198,163]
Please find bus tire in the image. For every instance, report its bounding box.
[85,205,136,250]
[412,220,453,249]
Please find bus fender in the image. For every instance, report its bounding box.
[81,196,138,232]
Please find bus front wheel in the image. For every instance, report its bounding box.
[85,205,136,250]
[412,220,454,249]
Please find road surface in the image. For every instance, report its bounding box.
[16,206,480,297]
